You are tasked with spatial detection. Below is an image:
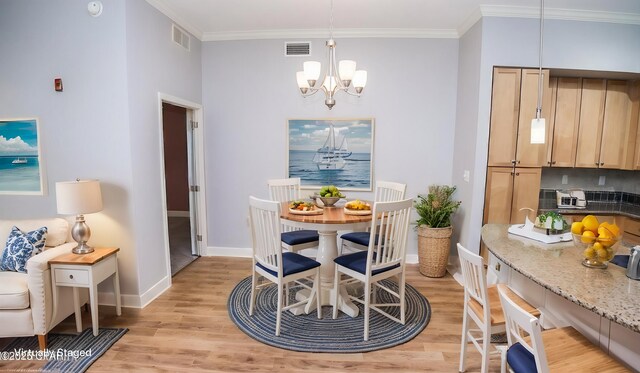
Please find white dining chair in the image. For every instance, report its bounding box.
[267,178,319,255]
[340,180,406,254]
[332,198,413,341]
[457,243,539,373]
[496,284,627,373]
[248,196,322,336]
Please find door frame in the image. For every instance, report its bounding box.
[157,92,207,282]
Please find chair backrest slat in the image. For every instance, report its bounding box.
[367,199,412,273]
[457,243,491,326]
[374,181,407,203]
[497,284,549,373]
[267,178,301,203]
[249,196,283,276]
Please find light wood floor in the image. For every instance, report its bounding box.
[1,257,502,372]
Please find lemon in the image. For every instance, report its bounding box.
[571,221,584,235]
[581,215,599,234]
[581,230,596,244]
[607,223,621,237]
[596,248,608,260]
[583,247,596,259]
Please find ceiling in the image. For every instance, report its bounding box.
[145,0,640,41]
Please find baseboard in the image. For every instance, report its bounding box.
[167,210,190,217]
[202,246,252,257]
[97,275,171,309]
[406,254,418,264]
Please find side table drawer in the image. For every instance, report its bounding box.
[54,268,89,286]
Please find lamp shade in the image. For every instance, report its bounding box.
[56,179,103,215]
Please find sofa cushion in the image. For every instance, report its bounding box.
[0,218,68,248]
[0,271,30,309]
[0,226,47,273]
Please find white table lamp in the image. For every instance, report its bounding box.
[56,179,103,254]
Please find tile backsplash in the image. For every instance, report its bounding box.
[539,188,640,216]
[540,167,640,194]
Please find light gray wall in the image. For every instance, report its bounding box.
[451,21,483,259]
[0,0,202,303]
[0,0,139,295]
[202,38,459,256]
[124,0,202,297]
[454,17,640,254]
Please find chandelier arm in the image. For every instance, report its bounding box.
[300,87,323,97]
[341,89,362,97]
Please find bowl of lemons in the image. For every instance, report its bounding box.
[571,215,621,269]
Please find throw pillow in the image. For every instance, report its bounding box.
[0,226,48,273]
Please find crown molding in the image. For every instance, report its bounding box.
[145,1,640,42]
[480,5,640,25]
[201,28,459,42]
[145,0,203,40]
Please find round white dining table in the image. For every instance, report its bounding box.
[280,202,372,317]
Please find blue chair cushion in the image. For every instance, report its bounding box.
[281,230,319,246]
[256,252,320,277]
[507,342,537,373]
[341,231,371,246]
[334,250,399,276]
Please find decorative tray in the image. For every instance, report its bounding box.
[343,208,372,216]
[289,208,324,215]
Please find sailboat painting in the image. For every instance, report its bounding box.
[0,118,45,195]
[288,119,374,191]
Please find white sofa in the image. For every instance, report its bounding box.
[0,218,87,349]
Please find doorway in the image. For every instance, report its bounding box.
[158,94,207,278]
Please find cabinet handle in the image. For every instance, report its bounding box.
[511,160,517,165]
[547,161,552,166]
[510,172,514,175]
[552,161,556,165]
[69,274,74,280]
[517,160,521,164]
[595,162,599,166]
[600,162,604,166]
[495,263,501,271]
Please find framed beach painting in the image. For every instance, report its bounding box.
[0,118,45,195]
[287,118,374,191]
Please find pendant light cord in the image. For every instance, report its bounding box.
[329,0,334,39]
[536,0,545,118]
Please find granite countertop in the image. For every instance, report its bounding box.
[481,224,640,333]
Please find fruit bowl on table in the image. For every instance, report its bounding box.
[572,232,621,269]
[313,194,343,207]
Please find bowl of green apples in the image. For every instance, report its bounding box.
[314,185,345,207]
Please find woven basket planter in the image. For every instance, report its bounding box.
[417,225,452,277]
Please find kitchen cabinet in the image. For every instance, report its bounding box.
[575,80,636,169]
[547,77,582,167]
[483,167,541,224]
[623,217,640,245]
[487,68,551,167]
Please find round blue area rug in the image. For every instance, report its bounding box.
[228,276,431,353]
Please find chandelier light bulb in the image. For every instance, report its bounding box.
[296,71,310,94]
[338,60,356,85]
[353,70,368,93]
[303,61,321,87]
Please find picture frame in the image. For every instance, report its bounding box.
[287,118,374,191]
[0,118,46,195]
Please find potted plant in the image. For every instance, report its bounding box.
[415,185,461,277]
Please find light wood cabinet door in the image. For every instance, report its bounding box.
[516,69,551,167]
[549,77,582,167]
[488,68,521,167]
[483,167,514,224]
[510,167,542,224]
[599,80,634,169]
[575,79,606,168]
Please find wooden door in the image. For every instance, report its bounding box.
[599,80,634,169]
[510,167,542,224]
[483,167,515,224]
[575,79,606,168]
[550,77,582,167]
[488,68,521,167]
[516,69,551,167]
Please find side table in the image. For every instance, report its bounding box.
[49,247,121,336]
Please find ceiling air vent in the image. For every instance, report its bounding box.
[172,24,190,51]
[285,42,311,57]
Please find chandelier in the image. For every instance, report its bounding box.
[295,0,367,110]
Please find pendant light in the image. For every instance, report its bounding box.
[295,0,367,109]
[530,0,546,144]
